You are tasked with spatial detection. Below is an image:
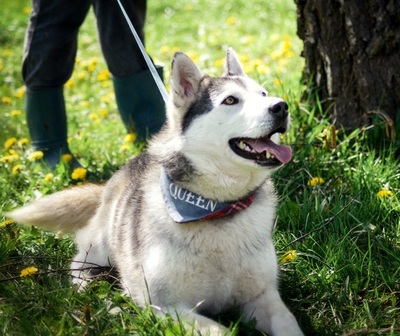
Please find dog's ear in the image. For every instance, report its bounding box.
[223,48,245,76]
[170,52,203,107]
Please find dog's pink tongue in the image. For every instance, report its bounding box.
[248,139,292,164]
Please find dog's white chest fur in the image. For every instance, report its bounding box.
[135,180,279,314]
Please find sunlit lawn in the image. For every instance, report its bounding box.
[1,1,399,335]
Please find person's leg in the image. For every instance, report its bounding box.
[93,0,165,140]
[23,0,91,167]
[112,66,165,140]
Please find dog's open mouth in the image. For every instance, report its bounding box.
[229,127,292,166]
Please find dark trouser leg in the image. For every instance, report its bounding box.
[22,0,91,167]
[94,0,166,140]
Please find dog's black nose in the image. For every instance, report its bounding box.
[269,101,289,118]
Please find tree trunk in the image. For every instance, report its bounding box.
[295,0,400,130]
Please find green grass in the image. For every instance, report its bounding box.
[1,0,399,335]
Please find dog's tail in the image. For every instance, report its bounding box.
[7,184,104,234]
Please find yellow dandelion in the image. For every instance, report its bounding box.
[278,58,289,69]
[12,164,24,175]
[241,35,255,45]
[280,250,298,264]
[226,16,237,25]
[240,54,250,63]
[20,266,39,277]
[99,109,108,118]
[77,131,86,139]
[186,51,199,64]
[160,45,170,55]
[4,137,17,149]
[13,86,25,99]
[86,57,99,72]
[3,49,11,57]
[0,154,20,163]
[71,167,87,180]
[272,52,284,62]
[28,150,44,162]
[377,190,393,198]
[252,58,263,67]
[307,177,325,187]
[283,50,295,59]
[90,57,99,66]
[18,138,29,147]
[89,112,99,122]
[214,58,225,68]
[10,109,22,117]
[282,35,292,53]
[44,173,54,183]
[101,80,112,88]
[0,219,14,227]
[0,61,3,71]
[23,6,32,14]
[243,64,256,74]
[87,64,96,72]
[274,78,282,86]
[120,144,130,151]
[80,100,90,108]
[65,79,75,89]
[100,92,114,104]
[124,133,136,143]
[76,71,88,81]
[97,69,111,81]
[257,63,270,75]
[61,153,73,163]
[1,96,12,104]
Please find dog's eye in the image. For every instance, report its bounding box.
[222,96,239,105]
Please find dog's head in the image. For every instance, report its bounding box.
[153,49,292,198]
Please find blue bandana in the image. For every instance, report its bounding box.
[160,168,255,223]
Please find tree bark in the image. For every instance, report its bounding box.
[295,0,400,130]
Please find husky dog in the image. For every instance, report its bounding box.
[9,49,303,335]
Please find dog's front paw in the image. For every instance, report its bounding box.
[194,324,228,336]
[72,272,89,292]
[270,313,304,336]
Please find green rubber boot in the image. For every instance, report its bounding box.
[25,87,81,169]
[113,66,166,141]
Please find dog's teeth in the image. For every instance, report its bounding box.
[271,155,275,159]
[238,141,247,150]
[266,151,271,159]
